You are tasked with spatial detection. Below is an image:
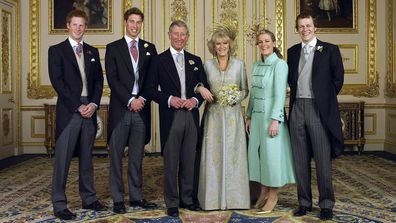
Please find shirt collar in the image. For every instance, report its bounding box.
[259,52,278,66]
[301,37,317,49]
[170,46,184,56]
[68,37,83,48]
[125,35,140,46]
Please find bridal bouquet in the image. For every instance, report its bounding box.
[217,84,241,106]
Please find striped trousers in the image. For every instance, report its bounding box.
[289,98,335,209]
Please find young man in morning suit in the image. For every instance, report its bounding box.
[48,9,106,220]
[287,13,344,221]
[146,20,209,217]
[105,7,158,214]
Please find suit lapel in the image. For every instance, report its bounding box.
[83,45,91,78]
[184,52,194,90]
[138,41,146,72]
[119,39,135,77]
[291,46,301,83]
[63,40,80,71]
[312,39,322,75]
[163,50,181,91]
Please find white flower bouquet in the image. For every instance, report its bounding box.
[217,84,241,106]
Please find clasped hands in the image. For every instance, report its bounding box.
[78,103,96,118]
[129,97,146,112]
[170,97,197,110]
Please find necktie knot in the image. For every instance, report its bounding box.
[130,40,138,61]
[176,53,184,67]
[76,43,82,58]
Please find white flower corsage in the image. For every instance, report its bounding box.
[189,60,195,65]
[316,45,324,53]
[144,43,149,48]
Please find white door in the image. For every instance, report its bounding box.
[0,0,18,160]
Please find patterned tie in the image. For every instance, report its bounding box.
[130,40,138,61]
[176,53,184,67]
[76,43,82,58]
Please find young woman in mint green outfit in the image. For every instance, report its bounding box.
[245,29,295,214]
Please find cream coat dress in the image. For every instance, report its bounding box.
[198,58,250,210]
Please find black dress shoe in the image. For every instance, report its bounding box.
[130,199,157,209]
[113,201,126,214]
[293,206,312,216]
[83,200,107,211]
[320,208,333,220]
[54,208,76,220]
[180,203,202,211]
[167,207,179,217]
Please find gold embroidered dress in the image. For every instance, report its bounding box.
[198,58,250,210]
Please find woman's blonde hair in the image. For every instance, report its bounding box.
[207,28,236,57]
[256,29,283,59]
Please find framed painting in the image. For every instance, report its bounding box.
[49,0,113,34]
[296,0,357,33]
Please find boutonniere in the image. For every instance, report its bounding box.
[194,67,198,71]
[87,50,93,55]
[146,52,150,56]
[144,43,149,48]
[316,45,324,53]
[189,60,195,65]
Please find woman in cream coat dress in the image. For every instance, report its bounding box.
[245,29,295,214]
[196,27,250,210]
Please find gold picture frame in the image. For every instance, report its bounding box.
[48,0,113,34]
[296,0,357,33]
[338,44,358,74]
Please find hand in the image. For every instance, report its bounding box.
[197,86,214,103]
[170,96,185,109]
[268,120,279,137]
[245,118,251,136]
[129,97,145,112]
[79,103,96,118]
[181,98,197,111]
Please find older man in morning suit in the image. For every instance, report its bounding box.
[146,20,209,217]
[287,13,344,221]
[105,7,158,214]
[48,9,105,220]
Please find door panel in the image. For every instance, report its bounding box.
[0,1,18,160]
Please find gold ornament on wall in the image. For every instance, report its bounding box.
[2,10,11,93]
[217,0,238,53]
[244,16,271,45]
[171,0,187,22]
[385,0,396,97]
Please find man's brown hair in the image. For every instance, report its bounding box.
[66,9,88,24]
[124,7,144,21]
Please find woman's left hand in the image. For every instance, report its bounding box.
[268,120,279,137]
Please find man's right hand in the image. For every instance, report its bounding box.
[170,96,185,109]
[129,98,145,112]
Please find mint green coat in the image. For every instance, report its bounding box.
[246,53,295,187]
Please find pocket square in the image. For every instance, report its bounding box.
[194,67,198,71]
[90,58,96,62]
[146,52,150,56]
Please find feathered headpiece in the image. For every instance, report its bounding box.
[208,22,237,42]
